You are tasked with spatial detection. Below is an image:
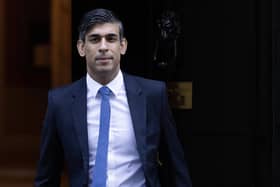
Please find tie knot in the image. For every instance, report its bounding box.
[99,86,111,97]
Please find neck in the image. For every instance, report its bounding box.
[88,70,119,85]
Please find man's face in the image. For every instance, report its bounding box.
[77,23,127,82]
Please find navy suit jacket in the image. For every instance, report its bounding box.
[34,73,192,187]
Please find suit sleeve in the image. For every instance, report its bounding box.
[159,83,192,187]
[34,91,64,187]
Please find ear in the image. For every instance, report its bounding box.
[120,38,128,55]
[77,40,85,57]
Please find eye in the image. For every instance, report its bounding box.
[106,35,118,43]
[89,37,100,43]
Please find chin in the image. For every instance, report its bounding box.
[97,68,113,74]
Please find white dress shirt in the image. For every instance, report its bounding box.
[87,71,146,187]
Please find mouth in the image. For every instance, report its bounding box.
[95,56,113,63]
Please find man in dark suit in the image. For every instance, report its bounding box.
[34,8,192,187]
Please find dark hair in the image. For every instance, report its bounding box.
[78,8,124,41]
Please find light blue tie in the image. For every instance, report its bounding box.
[92,86,111,187]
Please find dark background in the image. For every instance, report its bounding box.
[72,0,271,186]
[273,0,280,186]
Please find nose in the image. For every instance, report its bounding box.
[99,38,108,52]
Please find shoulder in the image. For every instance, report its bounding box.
[123,73,166,91]
[48,76,86,101]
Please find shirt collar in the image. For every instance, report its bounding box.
[86,70,124,98]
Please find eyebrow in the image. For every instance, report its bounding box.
[87,33,119,38]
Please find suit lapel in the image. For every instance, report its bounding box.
[70,74,147,175]
[71,77,89,172]
[123,74,147,164]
